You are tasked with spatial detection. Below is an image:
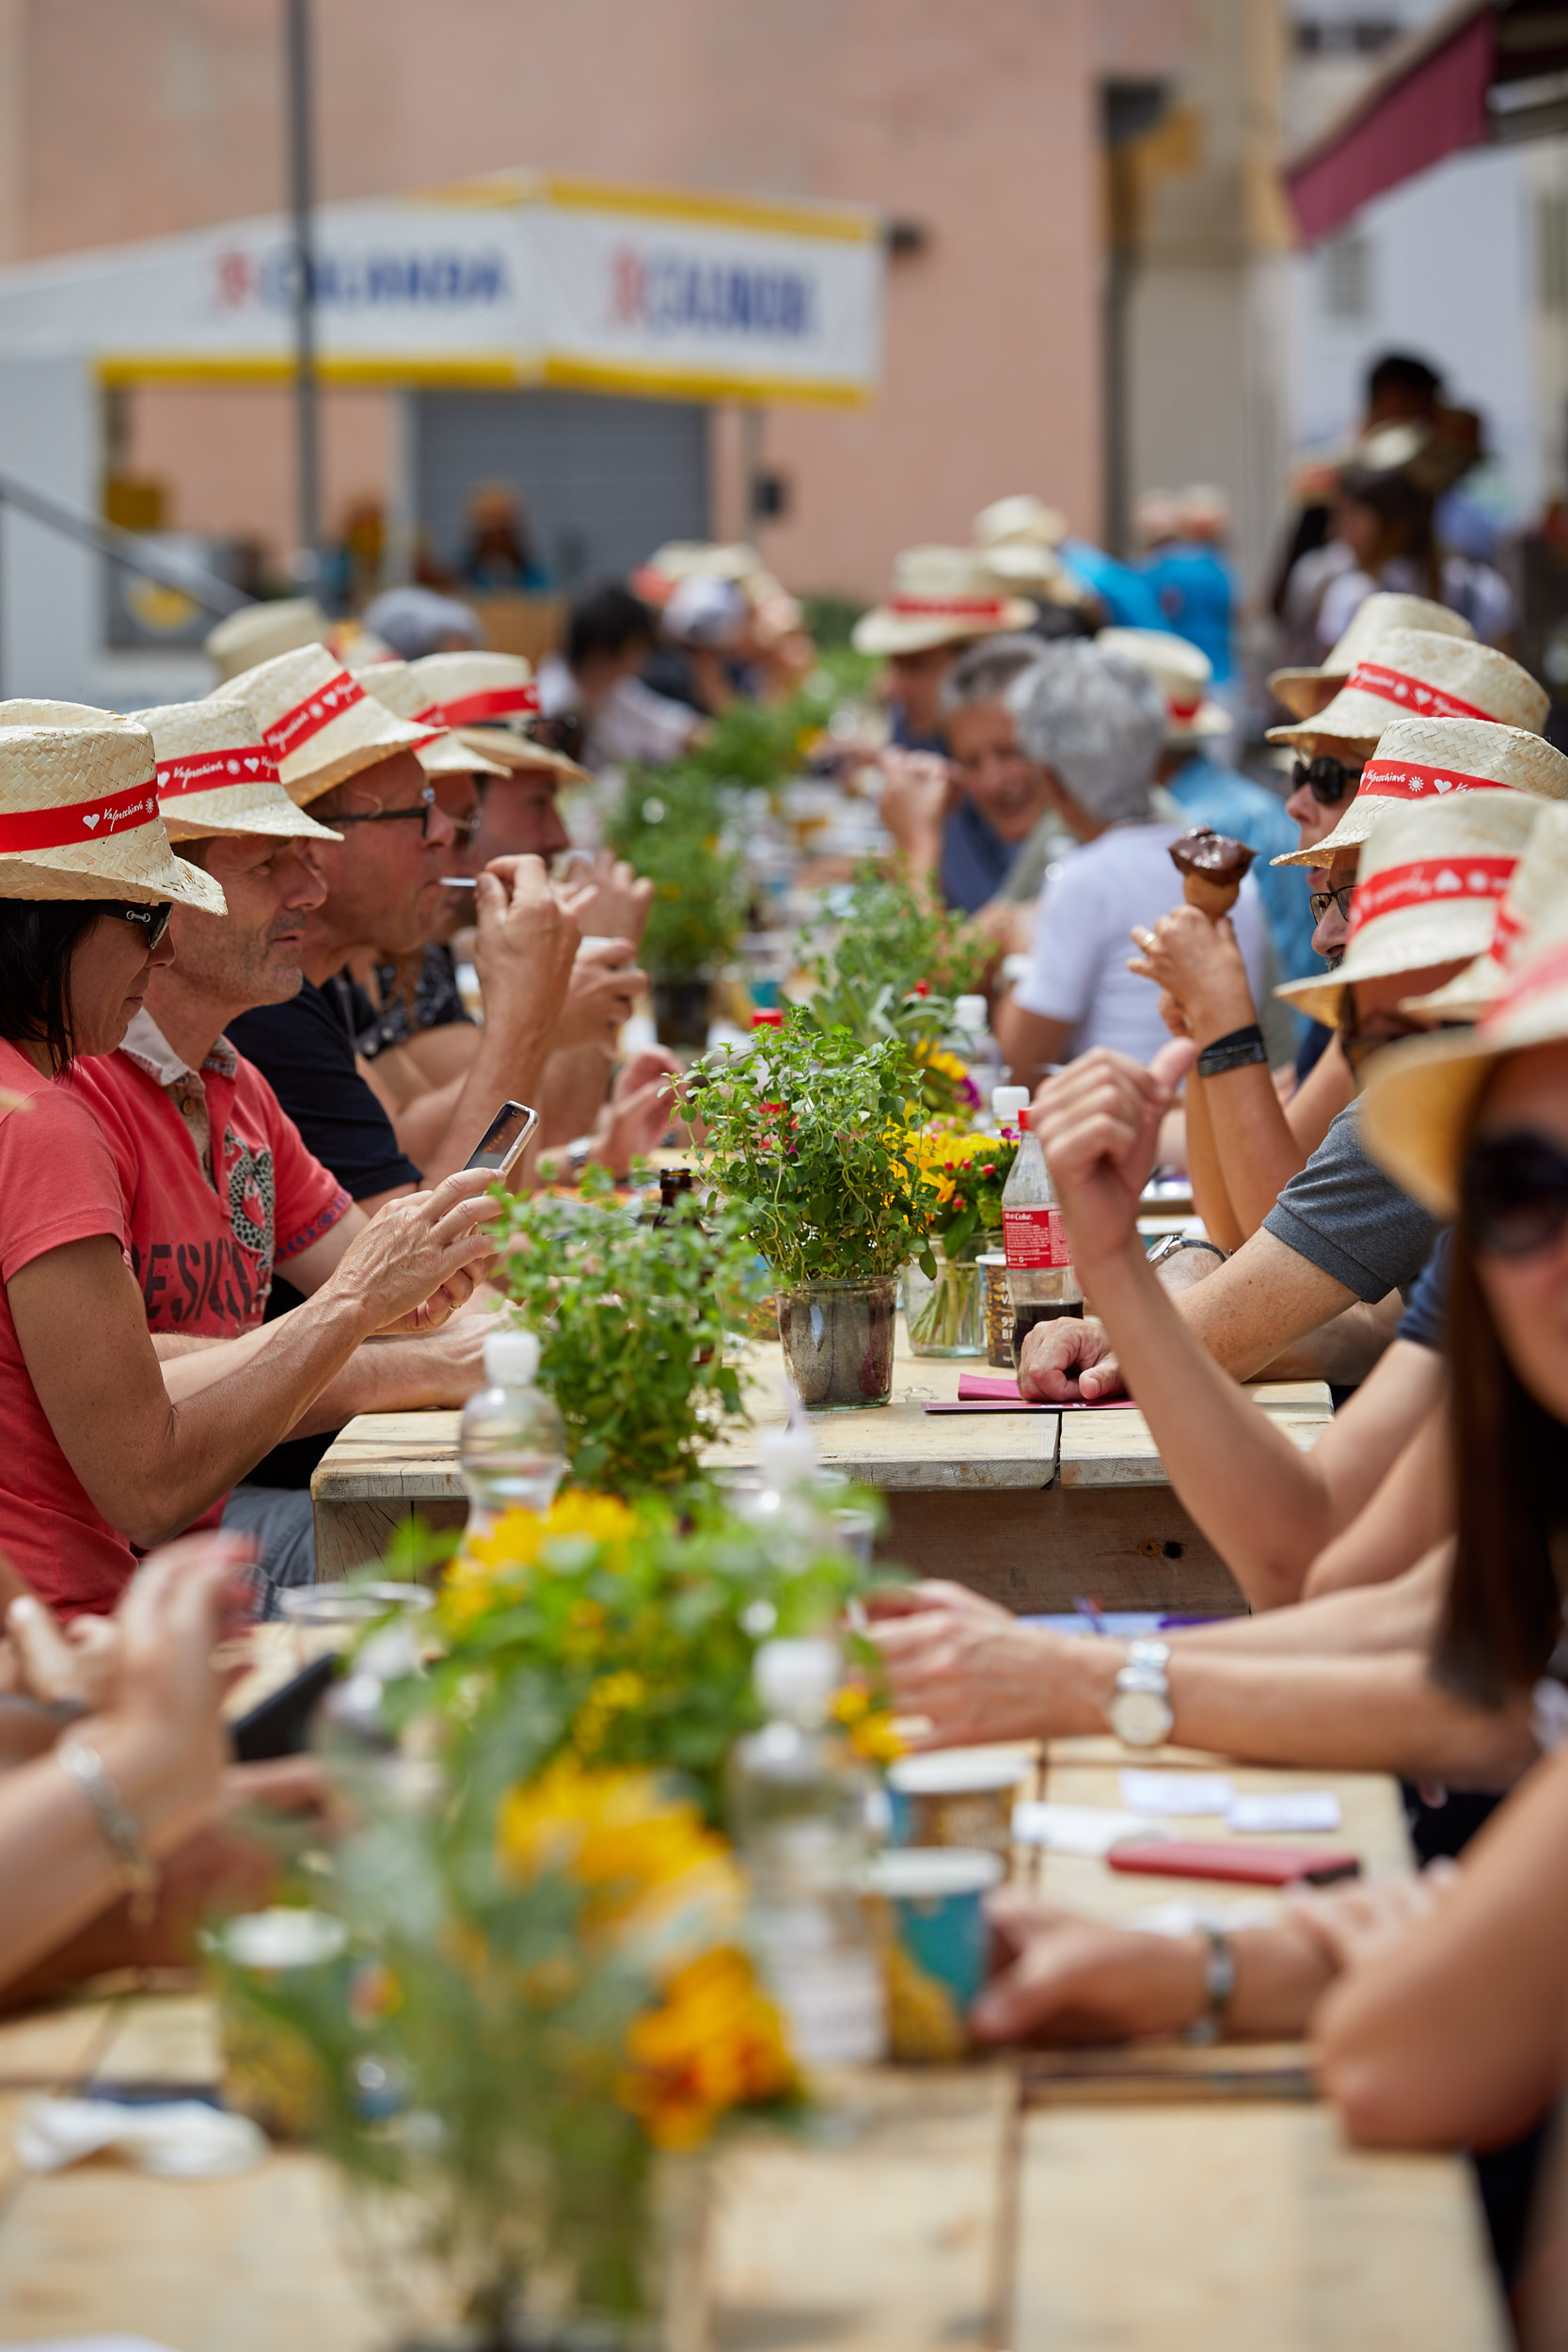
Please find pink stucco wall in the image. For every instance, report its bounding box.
[8,0,1195,596]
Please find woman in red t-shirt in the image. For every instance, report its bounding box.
[0,719,499,1613]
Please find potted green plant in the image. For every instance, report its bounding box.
[488,1169,753,1497]
[689,1014,935,1410]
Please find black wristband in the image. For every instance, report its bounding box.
[1196,1023,1266,1079]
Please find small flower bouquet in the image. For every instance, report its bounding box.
[902,1126,1020,1356]
[220,1493,902,2346]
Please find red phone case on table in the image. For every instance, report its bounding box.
[1107,1838,1361,1887]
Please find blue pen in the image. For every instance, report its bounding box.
[1074,1594,1107,1637]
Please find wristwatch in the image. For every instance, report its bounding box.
[1105,1638,1174,1749]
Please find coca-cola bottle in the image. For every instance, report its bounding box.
[993,1085,1083,1371]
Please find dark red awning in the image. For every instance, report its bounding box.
[1286,2,1495,244]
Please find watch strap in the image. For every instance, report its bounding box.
[1196,1024,1267,1080]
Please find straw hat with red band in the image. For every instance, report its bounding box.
[1361,896,1568,1222]
[207,644,436,804]
[135,700,343,843]
[1275,712,1568,869]
[205,597,328,684]
[1266,591,1473,723]
[851,547,1037,659]
[1097,628,1230,743]
[0,723,226,913]
[397,652,592,782]
[1402,799,1568,1023]
[350,660,509,781]
[1266,628,1546,762]
[1275,789,1544,1028]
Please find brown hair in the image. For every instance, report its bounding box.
[1431,1186,1568,1706]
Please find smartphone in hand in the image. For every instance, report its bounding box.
[465,1102,540,1181]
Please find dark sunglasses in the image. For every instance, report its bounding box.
[1464,1130,1568,1259]
[329,782,437,836]
[1292,755,1357,806]
[112,900,173,950]
[1308,883,1357,925]
[524,713,585,763]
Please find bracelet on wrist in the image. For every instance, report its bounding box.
[1184,1924,1238,2046]
[1195,1023,1267,1080]
[56,1737,161,1926]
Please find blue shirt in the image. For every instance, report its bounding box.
[940,797,1015,913]
[1396,1230,1452,1351]
[1165,754,1318,985]
[1056,538,1167,631]
[1140,542,1236,679]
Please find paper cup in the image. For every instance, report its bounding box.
[864,1847,1004,2061]
[887,1749,1030,1856]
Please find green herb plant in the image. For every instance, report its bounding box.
[689,1011,935,1288]
[490,1168,754,1496]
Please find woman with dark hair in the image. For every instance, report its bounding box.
[946,930,1568,2193]
[0,720,500,1615]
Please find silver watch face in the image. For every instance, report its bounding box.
[1109,1683,1175,1749]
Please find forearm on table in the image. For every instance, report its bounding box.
[1053,1638,1536,1785]
[1077,1239,1341,1609]
[1256,1292,1404,1386]
[1180,1078,1243,1253]
[284,1331,469,1435]
[1177,1232,1361,1384]
[1169,1551,1447,1659]
[156,1320,296,1400]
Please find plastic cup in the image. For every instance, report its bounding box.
[887,1748,1031,1856]
[863,1847,1005,2060]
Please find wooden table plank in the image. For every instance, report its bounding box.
[1011,2103,1507,2351]
[1056,1381,1331,1490]
[0,2000,120,2091]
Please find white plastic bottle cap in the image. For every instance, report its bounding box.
[483,1327,541,1385]
[753,1636,842,1717]
[992,1086,1031,1122]
[757,1423,819,1488]
[952,994,989,1034]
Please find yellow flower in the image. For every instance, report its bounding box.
[438,1491,639,1630]
[620,1947,797,2149]
[497,1763,743,1960]
[913,1041,968,1086]
[570,1669,649,1758]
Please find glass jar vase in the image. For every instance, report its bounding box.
[903,1256,986,1358]
[776,1277,897,1409]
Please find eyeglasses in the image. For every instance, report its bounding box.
[524,714,585,763]
[1292,755,1358,806]
[329,783,437,836]
[1464,1130,1568,1258]
[111,900,173,950]
[1308,883,1357,925]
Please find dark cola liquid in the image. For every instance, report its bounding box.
[1011,1297,1085,1371]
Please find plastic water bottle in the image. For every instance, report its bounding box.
[952,993,1004,1108]
[993,1085,1083,1370]
[727,1638,887,2067]
[458,1327,566,1539]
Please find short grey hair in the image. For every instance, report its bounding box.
[1008,640,1165,824]
[938,632,1050,719]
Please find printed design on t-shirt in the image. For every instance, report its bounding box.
[228,1134,276,1263]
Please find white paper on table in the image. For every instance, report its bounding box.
[1012,1802,1169,1857]
[1226,1790,1342,1834]
[1131,1896,1281,1938]
[1118,1770,1235,1817]
[15,2095,266,2179]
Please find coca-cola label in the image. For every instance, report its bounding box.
[1003,1205,1071,1269]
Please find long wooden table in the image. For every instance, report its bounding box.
[0,1749,1505,2349]
[311,1333,1331,1617]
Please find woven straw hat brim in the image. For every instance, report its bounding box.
[1273,723,1568,868]
[416,733,508,780]
[0,723,227,912]
[1358,1028,1503,1219]
[1399,951,1506,1021]
[0,826,226,911]
[1275,892,1501,1024]
[1267,694,1408,756]
[1272,791,1387,866]
[160,785,342,844]
[205,598,327,682]
[1266,666,1350,721]
[457,725,592,784]
[851,597,1037,656]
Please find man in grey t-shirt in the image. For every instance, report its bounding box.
[1262,1102,1437,1305]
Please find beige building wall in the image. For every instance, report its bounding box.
[0,0,1259,600]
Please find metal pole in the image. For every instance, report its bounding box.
[285,0,322,577]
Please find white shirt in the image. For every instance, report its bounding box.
[536,651,696,770]
[1014,821,1268,1066]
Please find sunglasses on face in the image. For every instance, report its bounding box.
[1292,755,1357,806]
[112,900,173,950]
[1464,1130,1568,1258]
[1308,883,1357,926]
[328,782,437,836]
[524,714,585,763]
